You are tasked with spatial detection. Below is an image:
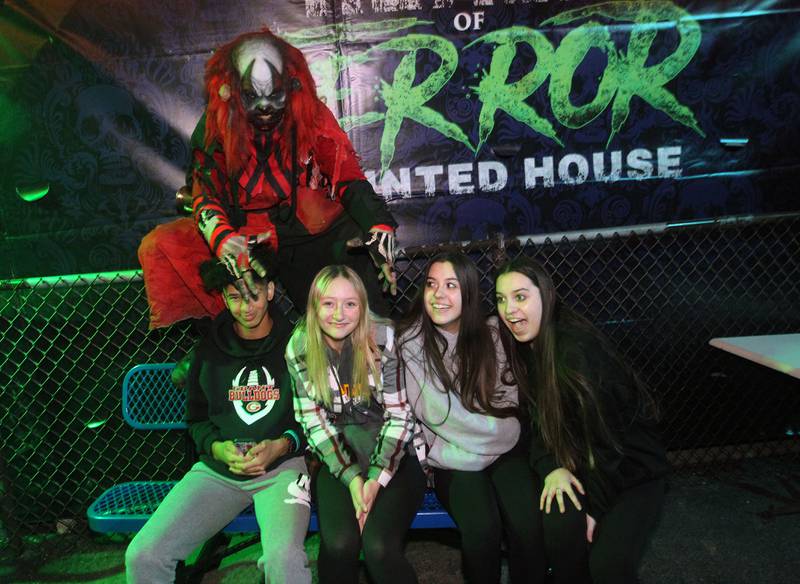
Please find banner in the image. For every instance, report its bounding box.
[1,0,798,278]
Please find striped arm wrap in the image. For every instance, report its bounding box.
[192,193,236,256]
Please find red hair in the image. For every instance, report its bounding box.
[204,30,328,174]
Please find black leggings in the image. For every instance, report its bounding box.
[433,450,547,584]
[542,477,665,584]
[314,454,426,584]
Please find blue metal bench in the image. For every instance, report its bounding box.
[87,363,454,534]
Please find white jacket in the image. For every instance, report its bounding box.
[398,317,520,471]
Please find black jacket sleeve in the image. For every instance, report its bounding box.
[185,344,222,456]
[581,355,631,519]
[340,179,398,233]
[568,331,668,519]
[529,418,559,480]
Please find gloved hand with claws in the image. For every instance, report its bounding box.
[364,226,397,295]
[216,231,273,299]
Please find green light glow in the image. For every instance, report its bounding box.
[16,182,50,202]
[0,269,142,289]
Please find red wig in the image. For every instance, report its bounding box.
[204,30,329,174]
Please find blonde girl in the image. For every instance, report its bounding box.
[287,265,425,584]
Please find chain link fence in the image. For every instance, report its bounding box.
[2,213,799,551]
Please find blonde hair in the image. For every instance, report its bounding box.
[298,265,381,408]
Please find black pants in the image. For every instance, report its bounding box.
[542,477,665,584]
[314,455,426,584]
[277,215,390,316]
[433,450,547,584]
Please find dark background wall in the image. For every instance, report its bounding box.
[1,0,798,278]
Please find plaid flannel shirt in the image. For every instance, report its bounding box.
[287,323,415,487]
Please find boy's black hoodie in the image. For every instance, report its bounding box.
[186,308,303,481]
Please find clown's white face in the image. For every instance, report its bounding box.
[235,38,286,134]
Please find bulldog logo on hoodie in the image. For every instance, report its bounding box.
[229,365,280,425]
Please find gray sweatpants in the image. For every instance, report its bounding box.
[125,456,311,584]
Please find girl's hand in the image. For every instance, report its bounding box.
[349,476,367,514]
[349,476,368,532]
[362,479,381,514]
[586,514,597,543]
[358,479,381,532]
[540,467,585,514]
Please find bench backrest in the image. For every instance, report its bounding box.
[122,363,185,430]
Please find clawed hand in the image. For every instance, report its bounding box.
[218,231,272,299]
[347,228,398,295]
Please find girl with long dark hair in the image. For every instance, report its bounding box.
[495,256,669,584]
[396,251,546,584]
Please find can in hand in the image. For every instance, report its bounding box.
[234,439,257,457]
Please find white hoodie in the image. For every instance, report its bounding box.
[398,316,520,471]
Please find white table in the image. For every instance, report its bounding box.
[709,334,800,379]
[709,333,800,518]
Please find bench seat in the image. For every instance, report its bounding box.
[88,482,453,533]
[87,364,455,534]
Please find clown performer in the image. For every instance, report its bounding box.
[139,30,398,329]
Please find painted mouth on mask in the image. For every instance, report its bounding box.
[250,112,283,131]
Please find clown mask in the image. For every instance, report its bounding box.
[234,38,287,134]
